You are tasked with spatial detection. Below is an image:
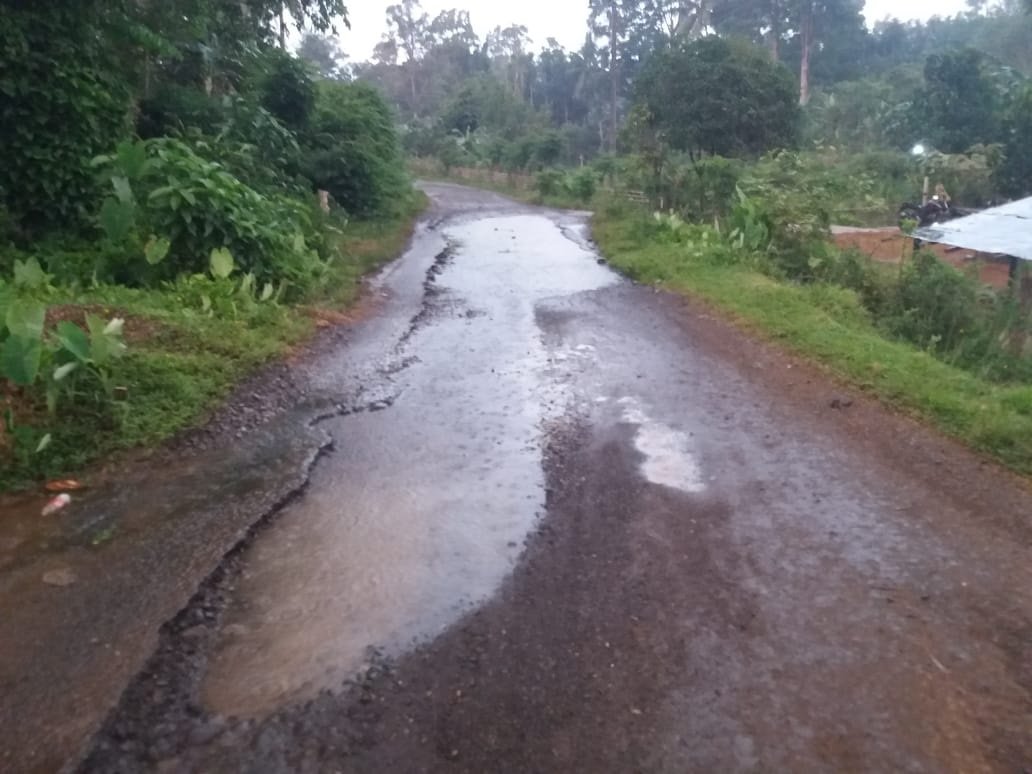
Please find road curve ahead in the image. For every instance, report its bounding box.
[82,183,1032,772]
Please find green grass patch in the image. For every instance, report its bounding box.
[0,193,427,493]
[593,210,1032,476]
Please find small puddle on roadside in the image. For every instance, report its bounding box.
[200,213,617,718]
[619,397,706,493]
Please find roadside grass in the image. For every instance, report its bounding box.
[0,193,427,492]
[593,209,1032,476]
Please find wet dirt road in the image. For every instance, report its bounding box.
[5,183,1032,772]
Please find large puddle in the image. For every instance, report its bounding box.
[200,213,616,716]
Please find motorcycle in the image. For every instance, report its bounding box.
[898,196,978,249]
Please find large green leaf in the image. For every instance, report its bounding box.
[85,315,126,365]
[55,320,91,362]
[53,361,79,381]
[5,300,45,341]
[1,335,43,385]
[210,247,235,279]
[111,175,134,205]
[115,140,149,180]
[99,197,135,242]
[13,257,47,289]
[144,235,171,265]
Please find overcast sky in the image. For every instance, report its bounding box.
[331,0,975,61]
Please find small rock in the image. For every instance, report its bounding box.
[180,625,207,640]
[187,718,226,746]
[829,396,854,410]
[42,567,77,587]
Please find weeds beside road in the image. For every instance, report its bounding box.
[594,207,1032,476]
[0,195,426,493]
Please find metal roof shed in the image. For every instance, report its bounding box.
[913,196,1032,263]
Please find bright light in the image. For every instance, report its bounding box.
[912,143,926,156]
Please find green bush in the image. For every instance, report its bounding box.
[92,139,325,292]
[536,169,565,198]
[257,48,316,133]
[821,247,891,314]
[566,168,598,203]
[884,251,978,353]
[0,3,132,233]
[138,88,303,195]
[302,81,408,217]
[0,278,128,463]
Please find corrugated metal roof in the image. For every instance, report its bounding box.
[913,196,1032,261]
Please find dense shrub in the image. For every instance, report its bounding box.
[138,88,303,194]
[0,3,132,233]
[93,139,325,291]
[884,250,979,353]
[257,48,317,132]
[536,169,565,198]
[567,167,598,203]
[302,82,408,217]
[534,167,599,203]
[634,37,799,158]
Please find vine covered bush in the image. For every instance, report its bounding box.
[92,139,326,292]
[303,82,409,217]
[0,2,132,233]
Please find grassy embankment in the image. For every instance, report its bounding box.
[1,193,427,492]
[593,206,1032,476]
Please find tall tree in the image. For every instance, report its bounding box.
[634,36,799,157]
[792,0,865,104]
[385,0,429,109]
[711,0,792,60]
[588,0,647,152]
[644,0,713,41]
[299,33,347,79]
[914,48,1000,152]
[486,25,533,97]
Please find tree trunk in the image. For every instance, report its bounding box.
[798,10,812,106]
[609,2,619,153]
[279,4,287,49]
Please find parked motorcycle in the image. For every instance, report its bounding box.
[898,196,979,249]
[898,196,960,229]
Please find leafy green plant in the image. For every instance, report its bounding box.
[48,314,128,411]
[92,139,325,291]
[727,190,773,254]
[170,247,280,318]
[0,274,127,472]
[566,168,598,203]
[536,169,565,198]
[885,250,979,353]
[303,81,408,217]
[0,3,132,233]
[1,296,46,386]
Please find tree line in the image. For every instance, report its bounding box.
[330,0,1031,200]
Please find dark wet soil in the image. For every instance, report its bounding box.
[6,183,1032,773]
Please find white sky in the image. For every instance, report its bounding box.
[330,0,975,61]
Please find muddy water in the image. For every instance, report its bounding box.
[200,214,616,716]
